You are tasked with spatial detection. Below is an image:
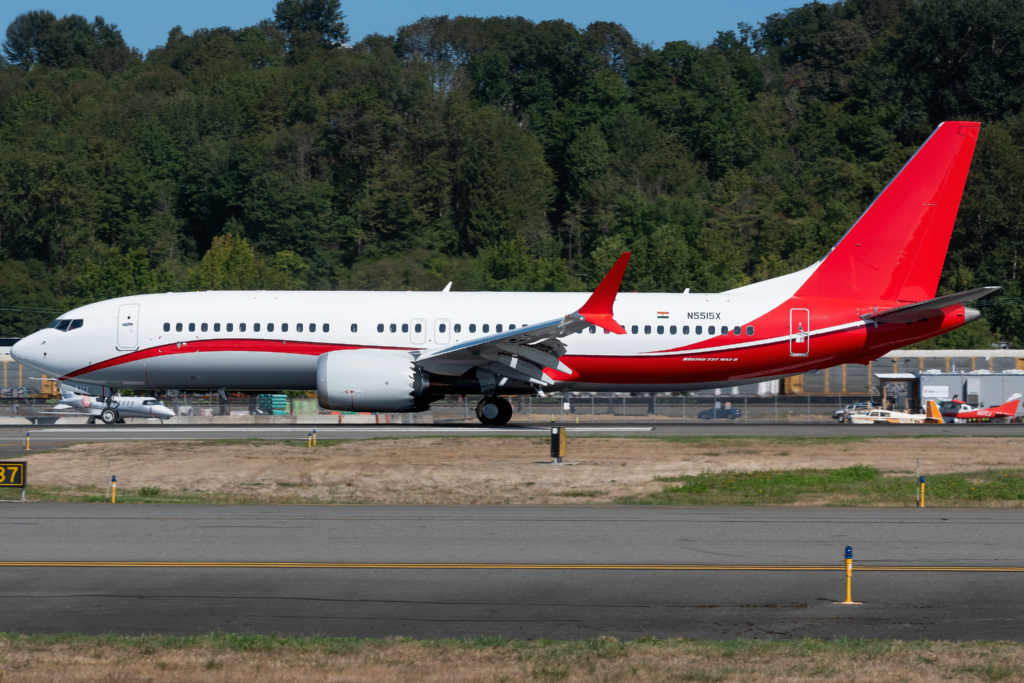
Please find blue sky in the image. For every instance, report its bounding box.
[1,0,796,55]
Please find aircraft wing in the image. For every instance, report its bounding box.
[414,253,630,391]
[859,287,1000,325]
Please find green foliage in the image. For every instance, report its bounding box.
[1,0,1023,345]
[185,236,299,290]
[0,259,61,336]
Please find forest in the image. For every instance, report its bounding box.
[2,0,1024,348]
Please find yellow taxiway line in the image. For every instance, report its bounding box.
[1,562,1023,571]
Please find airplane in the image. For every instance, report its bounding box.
[10,121,997,426]
[49,384,176,424]
[937,393,1022,423]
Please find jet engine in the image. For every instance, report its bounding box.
[316,349,429,412]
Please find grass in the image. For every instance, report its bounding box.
[618,465,1024,506]
[2,633,1024,682]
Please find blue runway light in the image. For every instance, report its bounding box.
[845,546,853,559]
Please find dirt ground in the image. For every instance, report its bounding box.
[15,436,1024,505]
[1,637,1022,683]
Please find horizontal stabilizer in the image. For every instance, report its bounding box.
[859,287,999,324]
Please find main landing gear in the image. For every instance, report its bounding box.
[100,408,120,425]
[476,396,512,426]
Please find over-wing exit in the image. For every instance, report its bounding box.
[11,122,996,425]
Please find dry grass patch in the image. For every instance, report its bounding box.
[1,634,1024,682]
[5,436,1024,506]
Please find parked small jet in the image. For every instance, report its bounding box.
[938,394,1022,423]
[52,385,175,424]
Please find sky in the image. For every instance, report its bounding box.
[1,0,796,55]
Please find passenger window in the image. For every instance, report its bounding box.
[439,323,447,333]
[402,323,409,333]
[214,323,220,332]
[69,319,83,330]
[297,323,303,332]
[240,323,246,332]
[721,326,728,335]
[227,323,233,332]
[708,326,715,334]
[254,323,261,332]
[282,323,288,332]
[696,326,702,334]
[483,324,489,333]
[377,324,384,333]
[414,323,422,333]
[746,326,754,336]
[323,323,329,332]
[163,323,170,332]
[670,326,677,334]
[309,323,316,332]
[631,325,638,334]
[510,324,516,330]
[657,325,664,334]
[644,325,651,334]
[589,325,596,334]
[469,324,476,333]
[734,326,741,335]
[267,323,274,332]
[454,324,461,333]
[351,324,357,333]
[175,323,182,332]
[390,324,396,333]
[496,324,503,333]
[189,323,196,332]
[201,323,208,332]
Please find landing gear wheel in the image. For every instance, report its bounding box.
[476,397,513,426]
[100,408,119,425]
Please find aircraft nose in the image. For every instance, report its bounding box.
[9,338,25,363]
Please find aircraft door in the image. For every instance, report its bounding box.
[790,308,809,357]
[434,318,450,345]
[117,304,140,351]
[410,318,427,345]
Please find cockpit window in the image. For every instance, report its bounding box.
[48,319,62,328]
[69,319,84,331]
[142,399,157,405]
[55,320,71,332]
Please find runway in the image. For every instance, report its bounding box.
[3,503,1024,640]
[2,421,1022,453]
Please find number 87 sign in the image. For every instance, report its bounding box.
[0,462,26,487]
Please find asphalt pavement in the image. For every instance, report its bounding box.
[2,421,1022,456]
[2,503,1024,640]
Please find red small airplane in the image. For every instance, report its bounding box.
[938,394,1022,423]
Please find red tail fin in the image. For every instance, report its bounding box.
[798,122,980,302]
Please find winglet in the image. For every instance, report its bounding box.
[578,252,630,334]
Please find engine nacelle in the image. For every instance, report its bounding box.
[316,350,427,412]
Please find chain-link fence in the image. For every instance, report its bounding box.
[430,394,873,424]
[3,393,873,424]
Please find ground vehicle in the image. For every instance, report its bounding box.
[697,407,742,420]
[834,403,872,423]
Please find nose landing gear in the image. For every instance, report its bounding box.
[476,396,512,426]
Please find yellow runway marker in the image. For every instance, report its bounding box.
[1,562,1023,571]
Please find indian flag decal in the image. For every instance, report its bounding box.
[657,312,669,319]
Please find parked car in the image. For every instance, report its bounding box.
[697,407,742,420]
[834,403,872,423]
